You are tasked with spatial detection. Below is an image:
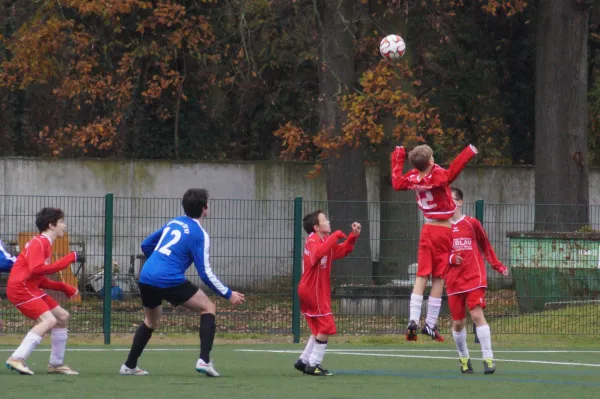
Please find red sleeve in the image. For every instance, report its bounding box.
[39,278,78,298]
[391,146,413,191]
[472,219,506,274]
[305,235,340,269]
[26,239,76,276]
[332,232,357,260]
[446,144,478,183]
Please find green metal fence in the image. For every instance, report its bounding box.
[1,196,599,340]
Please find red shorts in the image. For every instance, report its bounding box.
[417,224,453,278]
[8,293,59,320]
[448,288,487,321]
[305,314,336,336]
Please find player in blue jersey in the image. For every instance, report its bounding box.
[119,189,245,377]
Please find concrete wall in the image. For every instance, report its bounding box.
[1,157,599,289]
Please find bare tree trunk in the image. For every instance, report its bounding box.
[318,0,372,284]
[534,0,591,231]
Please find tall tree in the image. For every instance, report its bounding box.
[534,0,591,231]
[316,0,373,284]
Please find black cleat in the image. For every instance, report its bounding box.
[293,359,307,373]
[304,364,333,376]
[421,323,445,342]
[459,357,474,374]
[405,320,418,341]
[483,358,496,375]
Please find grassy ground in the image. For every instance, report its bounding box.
[1,336,600,399]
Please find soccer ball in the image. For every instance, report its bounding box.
[379,35,406,61]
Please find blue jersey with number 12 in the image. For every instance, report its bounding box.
[138,216,232,299]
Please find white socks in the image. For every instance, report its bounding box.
[12,332,43,360]
[476,325,493,359]
[308,341,327,367]
[409,294,423,322]
[50,328,68,366]
[425,297,442,328]
[452,328,469,358]
[299,335,316,364]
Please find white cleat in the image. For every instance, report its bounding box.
[119,364,149,376]
[195,358,220,377]
[48,364,79,375]
[6,357,34,375]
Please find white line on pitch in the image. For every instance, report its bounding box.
[0,348,198,352]
[234,349,600,368]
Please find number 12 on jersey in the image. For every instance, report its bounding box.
[155,227,182,256]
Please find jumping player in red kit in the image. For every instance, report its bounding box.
[5,208,79,375]
[447,187,508,375]
[293,210,361,376]
[391,143,477,342]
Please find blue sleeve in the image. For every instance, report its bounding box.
[0,239,15,272]
[191,234,232,299]
[141,227,164,259]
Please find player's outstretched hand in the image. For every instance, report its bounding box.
[352,222,362,236]
[501,267,509,276]
[63,284,79,299]
[229,291,245,306]
[454,255,463,265]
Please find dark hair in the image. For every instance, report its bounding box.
[182,189,209,218]
[35,207,65,232]
[451,186,464,201]
[303,210,323,235]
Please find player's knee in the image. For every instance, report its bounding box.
[471,312,486,326]
[453,320,465,332]
[144,318,160,330]
[203,301,216,315]
[57,311,70,325]
[45,315,58,330]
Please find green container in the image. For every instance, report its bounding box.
[508,232,600,312]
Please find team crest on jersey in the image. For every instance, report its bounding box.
[320,256,328,268]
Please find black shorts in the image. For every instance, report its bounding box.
[138,280,198,309]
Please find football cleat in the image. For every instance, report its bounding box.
[459,357,474,374]
[304,364,333,376]
[294,359,307,373]
[119,364,149,376]
[405,320,419,341]
[483,358,496,375]
[422,323,445,342]
[196,358,220,377]
[48,364,79,375]
[6,357,34,375]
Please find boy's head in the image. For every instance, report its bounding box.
[408,144,434,172]
[182,189,209,219]
[451,186,464,208]
[303,210,331,235]
[36,207,66,237]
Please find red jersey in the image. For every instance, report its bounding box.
[446,216,507,295]
[298,231,357,317]
[391,145,477,220]
[7,234,76,303]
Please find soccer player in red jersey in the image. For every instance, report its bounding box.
[5,208,79,375]
[447,187,508,374]
[293,210,361,376]
[391,143,477,342]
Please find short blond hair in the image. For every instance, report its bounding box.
[408,145,433,171]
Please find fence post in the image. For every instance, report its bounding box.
[292,196,303,344]
[103,193,114,345]
[474,199,484,343]
[475,200,484,223]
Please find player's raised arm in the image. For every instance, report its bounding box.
[191,235,232,299]
[391,146,413,191]
[472,219,507,275]
[446,144,478,183]
[140,226,166,258]
[332,223,361,260]
[306,231,346,268]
